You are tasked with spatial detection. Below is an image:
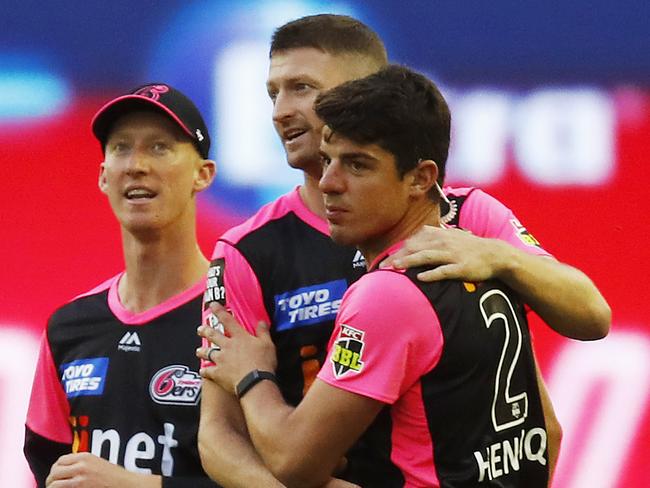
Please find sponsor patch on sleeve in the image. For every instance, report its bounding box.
[331,324,365,378]
[60,358,109,398]
[274,279,347,331]
[510,218,541,247]
[204,258,226,309]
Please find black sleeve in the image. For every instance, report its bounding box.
[24,425,71,488]
[162,476,222,488]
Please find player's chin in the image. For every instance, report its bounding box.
[121,216,164,235]
[328,225,358,247]
[285,148,320,172]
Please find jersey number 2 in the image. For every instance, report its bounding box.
[479,289,529,432]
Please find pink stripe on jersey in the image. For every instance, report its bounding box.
[25,331,72,443]
[391,382,440,487]
[366,241,406,271]
[318,266,443,484]
[445,186,552,257]
[201,240,271,368]
[108,273,205,325]
[219,186,329,244]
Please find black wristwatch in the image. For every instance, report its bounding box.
[236,369,277,399]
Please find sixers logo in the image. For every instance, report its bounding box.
[134,84,169,101]
[149,365,201,406]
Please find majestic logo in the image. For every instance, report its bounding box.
[149,365,202,406]
[352,250,366,269]
[118,331,141,352]
[331,324,365,378]
[133,84,169,101]
[204,258,226,308]
[509,218,541,247]
[274,279,347,331]
[60,358,109,398]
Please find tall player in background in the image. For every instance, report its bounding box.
[199,64,553,487]
[23,85,231,487]
[197,14,609,486]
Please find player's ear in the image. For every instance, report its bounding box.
[98,162,108,194]
[193,159,217,193]
[408,159,438,197]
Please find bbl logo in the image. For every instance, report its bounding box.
[331,324,365,378]
[509,218,541,247]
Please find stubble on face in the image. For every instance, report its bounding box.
[268,48,384,178]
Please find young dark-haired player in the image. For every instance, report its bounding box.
[23,84,233,487]
[199,64,553,487]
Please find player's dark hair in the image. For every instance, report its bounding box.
[315,64,451,190]
[270,14,388,68]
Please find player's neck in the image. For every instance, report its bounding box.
[119,222,208,313]
[299,173,326,219]
[362,200,440,268]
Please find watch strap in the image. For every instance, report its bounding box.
[236,369,277,399]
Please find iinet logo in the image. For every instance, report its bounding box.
[76,421,179,476]
[118,331,141,352]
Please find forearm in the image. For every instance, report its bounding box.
[198,420,282,487]
[198,382,283,487]
[493,240,611,340]
[123,473,162,488]
[240,383,333,488]
[161,476,221,488]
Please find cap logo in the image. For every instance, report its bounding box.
[195,129,204,141]
[133,84,170,101]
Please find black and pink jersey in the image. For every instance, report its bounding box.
[203,187,365,405]
[202,186,550,406]
[25,274,218,488]
[318,242,549,487]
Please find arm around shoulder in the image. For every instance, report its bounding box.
[458,188,611,339]
[494,241,611,340]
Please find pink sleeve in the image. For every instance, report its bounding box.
[201,240,271,367]
[458,189,552,257]
[25,331,72,443]
[318,271,443,404]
